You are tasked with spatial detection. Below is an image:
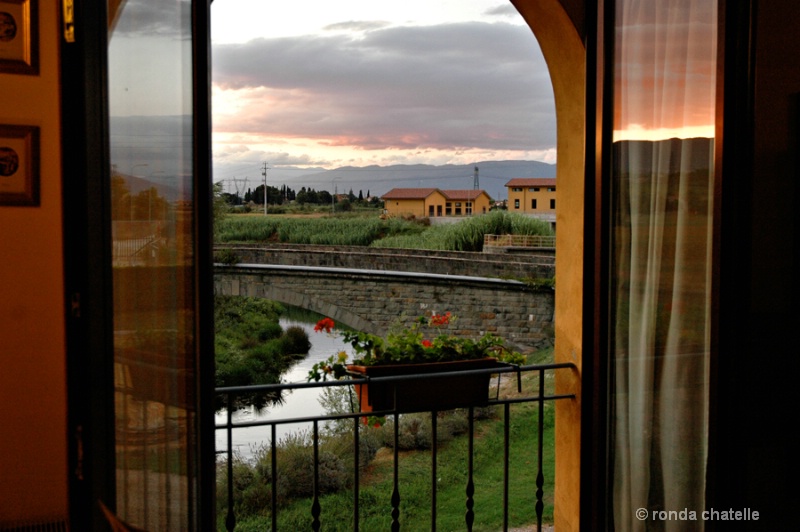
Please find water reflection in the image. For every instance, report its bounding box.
[215,308,355,459]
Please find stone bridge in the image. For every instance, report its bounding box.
[214,262,555,351]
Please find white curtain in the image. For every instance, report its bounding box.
[611,1,716,530]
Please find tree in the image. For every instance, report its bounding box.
[213,181,229,232]
[335,198,352,212]
[110,173,132,220]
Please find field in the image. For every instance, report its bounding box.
[215,210,553,251]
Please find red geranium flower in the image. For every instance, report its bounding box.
[314,317,335,333]
[430,312,451,327]
[422,339,433,348]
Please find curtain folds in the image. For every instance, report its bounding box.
[610,1,716,530]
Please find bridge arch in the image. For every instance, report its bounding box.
[256,284,379,335]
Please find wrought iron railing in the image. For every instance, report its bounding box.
[216,362,575,531]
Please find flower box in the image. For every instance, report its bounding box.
[346,357,503,413]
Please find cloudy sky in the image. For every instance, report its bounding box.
[210,0,555,185]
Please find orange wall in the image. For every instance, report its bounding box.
[0,3,68,524]
[513,1,586,530]
[385,197,428,217]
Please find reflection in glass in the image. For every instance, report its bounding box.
[108,1,196,529]
[610,1,716,530]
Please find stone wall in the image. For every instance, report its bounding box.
[215,244,555,280]
[215,264,555,352]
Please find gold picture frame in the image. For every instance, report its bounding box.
[0,124,40,206]
[0,0,38,75]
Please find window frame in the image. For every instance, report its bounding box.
[62,1,216,528]
[583,0,738,526]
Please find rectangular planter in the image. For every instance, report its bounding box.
[346,357,503,413]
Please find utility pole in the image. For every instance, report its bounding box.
[268,161,269,216]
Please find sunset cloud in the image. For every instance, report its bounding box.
[212,20,554,169]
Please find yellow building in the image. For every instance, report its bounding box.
[381,188,492,218]
[505,178,556,218]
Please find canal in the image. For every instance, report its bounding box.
[215,307,356,460]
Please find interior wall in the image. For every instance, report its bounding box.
[0,3,67,524]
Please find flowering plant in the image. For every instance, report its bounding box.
[307,312,525,382]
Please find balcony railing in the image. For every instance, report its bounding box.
[216,362,575,532]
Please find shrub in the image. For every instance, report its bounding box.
[214,248,241,265]
[279,325,311,355]
[380,409,476,450]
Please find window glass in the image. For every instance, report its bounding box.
[108,1,197,528]
[610,0,716,528]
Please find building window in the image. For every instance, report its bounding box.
[547,187,555,192]
[514,199,520,209]
[445,202,452,216]
[531,187,540,191]
[532,199,538,209]
[513,187,523,192]
[549,199,555,209]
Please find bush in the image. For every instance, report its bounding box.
[214,248,241,265]
[380,409,476,450]
[279,325,311,355]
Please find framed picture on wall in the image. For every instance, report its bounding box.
[0,124,39,206]
[0,0,38,75]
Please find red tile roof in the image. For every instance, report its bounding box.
[441,189,487,200]
[381,188,489,200]
[505,178,556,187]
[381,188,440,199]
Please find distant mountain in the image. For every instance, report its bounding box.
[276,160,556,200]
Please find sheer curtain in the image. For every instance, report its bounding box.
[610,1,716,530]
